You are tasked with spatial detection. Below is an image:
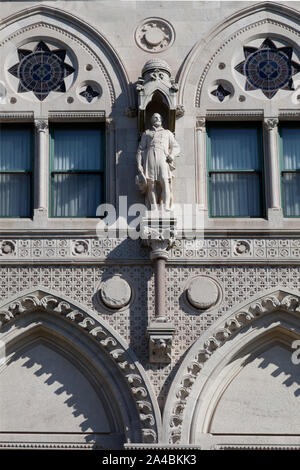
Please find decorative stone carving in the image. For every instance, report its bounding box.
[264,118,279,130]
[186,276,220,310]
[34,119,48,133]
[175,105,185,118]
[135,18,175,53]
[166,289,300,444]
[0,290,159,444]
[141,215,177,259]
[137,59,179,133]
[72,240,89,255]
[234,240,251,256]
[147,322,175,364]
[0,241,15,256]
[100,276,132,309]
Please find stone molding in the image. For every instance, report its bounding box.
[49,111,106,120]
[0,289,160,444]
[0,112,34,121]
[164,289,300,444]
[205,110,263,119]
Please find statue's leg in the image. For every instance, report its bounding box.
[147,180,158,211]
[161,178,171,211]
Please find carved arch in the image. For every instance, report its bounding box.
[163,288,300,447]
[177,1,300,110]
[0,288,161,446]
[0,4,134,108]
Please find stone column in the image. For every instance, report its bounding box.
[195,118,207,209]
[142,215,176,364]
[264,118,281,210]
[35,119,48,212]
[150,242,169,321]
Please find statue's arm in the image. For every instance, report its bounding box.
[137,132,147,174]
[168,131,180,162]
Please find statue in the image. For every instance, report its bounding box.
[136,113,180,211]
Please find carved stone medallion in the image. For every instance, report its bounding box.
[186,276,220,310]
[100,276,132,309]
[135,18,175,52]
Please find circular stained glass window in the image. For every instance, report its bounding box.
[8,41,75,101]
[245,49,291,92]
[235,38,300,99]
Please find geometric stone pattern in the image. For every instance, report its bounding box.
[1,237,300,261]
[1,263,300,410]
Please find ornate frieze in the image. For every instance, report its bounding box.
[0,237,300,262]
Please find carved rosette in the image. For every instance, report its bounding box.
[135,18,175,53]
[0,291,159,444]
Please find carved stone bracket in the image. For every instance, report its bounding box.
[147,322,175,364]
[141,214,177,260]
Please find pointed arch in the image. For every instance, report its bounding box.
[177,1,300,109]
[163,288,300,448]
[0,288,161,448]
[0,4,134,108]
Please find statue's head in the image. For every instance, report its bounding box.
[151,113,162,128]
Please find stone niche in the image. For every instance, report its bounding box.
[136,58,179,134]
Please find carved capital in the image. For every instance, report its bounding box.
[141,215,177,260]
[34,119,48,132]
[196,117,206,131]
[105,118,114,132]
[264,118,278,130]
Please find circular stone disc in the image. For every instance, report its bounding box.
[187,277,219,309]
[100,277,131,309]
[145,28,164,46]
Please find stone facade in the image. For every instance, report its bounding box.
[0,0,300,450]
